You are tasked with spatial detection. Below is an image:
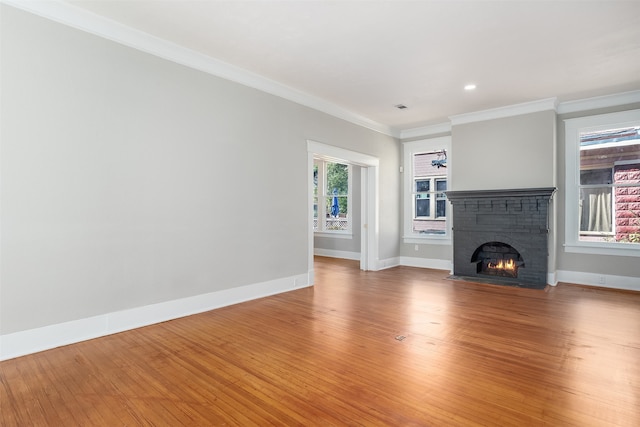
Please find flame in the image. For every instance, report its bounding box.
[487,259,516,271]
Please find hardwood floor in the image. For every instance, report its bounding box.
[1,257,639,426]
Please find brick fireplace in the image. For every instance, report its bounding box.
[445,188,556,289]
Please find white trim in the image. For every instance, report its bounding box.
[400,122,452,140]
[0,272,310,361]
[308,141,379,167]
[403,137,452,241]
[564,109,640,256]
[7,1,639,139]
[557,90,640,115]
[313,248,360,261]
[401,91,640,139]
[547,271,558,287]
[403,236,451,245]
[313,159,353,234]
[557,270,640,292]
[361,165,378,271]
[307,141,379,273]
[449,98,558,125]
[314,231,353,240]
[563,243,640,257]
[400,256,452,272]
[614,159,640,167]
[376,257,400,270]
[2,0,396,138]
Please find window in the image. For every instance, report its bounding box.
[565,109,640,255]
[403,137,451,243]
[313,159,352,235]
[414,177,447,221]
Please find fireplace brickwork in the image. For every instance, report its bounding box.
[445,188,556,288]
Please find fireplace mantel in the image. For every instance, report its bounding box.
[445,187,556,201]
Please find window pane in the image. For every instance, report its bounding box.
[414,150,447,177]
[406,141,450,237]
[415,179,430,192]
[313,197,318,230]
[327,196,347,217]
[436,200,446,218]
[313,164,318,196]
[326,197,348,230]
[413,221,446,234]
[326,162,348,196]
[579,186,613,234]
[580,168,612,185]
[578,126,639,244]
[415,194,430,217]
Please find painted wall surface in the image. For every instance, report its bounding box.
[0,6,399,334]
[399,243,451,262]
[451,111,556,191]
[556,104,640,278]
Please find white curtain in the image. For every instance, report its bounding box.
[580,188,612,232]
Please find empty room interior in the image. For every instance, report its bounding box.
[1,1,640,425]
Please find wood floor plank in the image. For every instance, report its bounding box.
[1,256,639,426]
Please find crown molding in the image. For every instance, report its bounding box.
[449,98,558,126]
[557,90,640,115]
[2,0,397,138]
[399,122,452,140]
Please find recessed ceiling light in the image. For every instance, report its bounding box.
[394,104,408,109]
[464,84,477,91]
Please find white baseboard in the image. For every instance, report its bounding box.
[400,256,452,272]
[0,273,310,361]
[557,270,640,291]
[376,256,401,270]
[313,248,360,261]
[547,271,558,286]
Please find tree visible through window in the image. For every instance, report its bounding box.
[314,159,350,232]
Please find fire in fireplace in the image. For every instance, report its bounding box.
[486,259,517,276]
[471,242,524,279]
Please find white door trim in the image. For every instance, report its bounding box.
[307,140,379,278]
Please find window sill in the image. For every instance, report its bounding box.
[564,242,640,257]
[403,236,451,245]
[314,231,353,240]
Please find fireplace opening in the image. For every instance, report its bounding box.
[471,242,524,279]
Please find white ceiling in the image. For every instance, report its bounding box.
[63,0,640,132]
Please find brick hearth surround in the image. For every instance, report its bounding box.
[445,188,556,289]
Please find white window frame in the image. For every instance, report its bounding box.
[414,177,448,220]
[403,136,451,244]
[564,108,640,257]
[313,158,353,238]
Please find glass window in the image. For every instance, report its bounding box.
[313,159,351,233]
[565,109,640,255]
[578,128,640,243]
[403,137,451,242]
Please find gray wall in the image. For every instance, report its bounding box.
[451,111,557,191]
[0,6,399,334]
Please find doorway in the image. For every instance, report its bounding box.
[307,140,379,284]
